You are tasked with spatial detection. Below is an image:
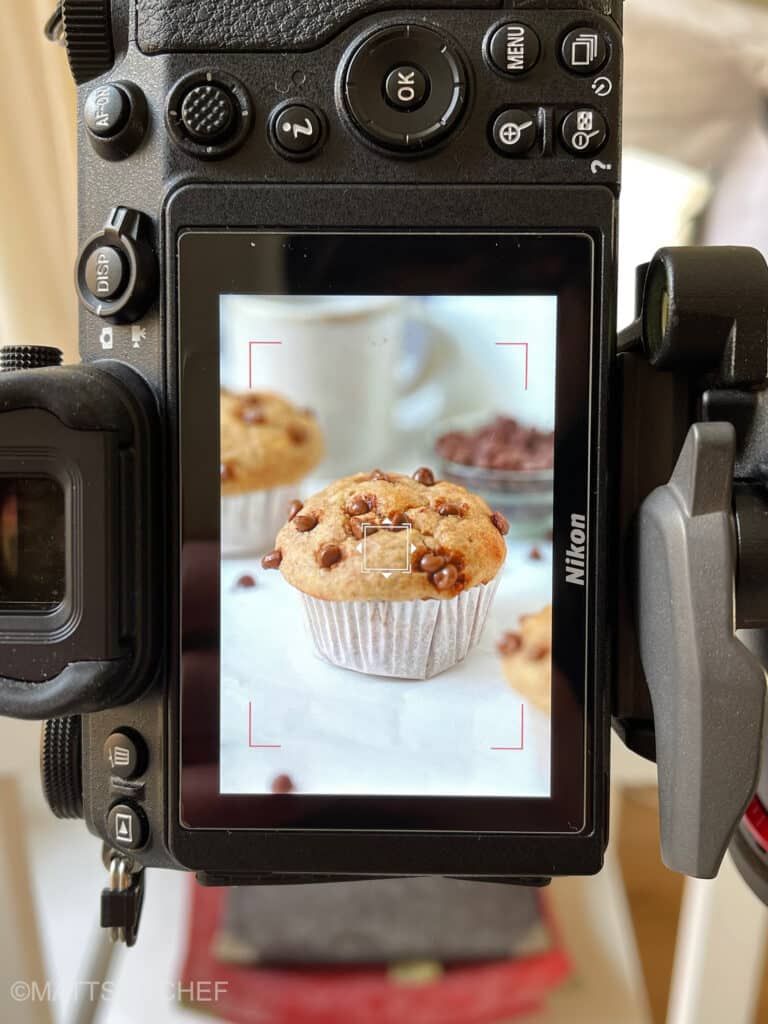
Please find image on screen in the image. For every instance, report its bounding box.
[218,293,557,800]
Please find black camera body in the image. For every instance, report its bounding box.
[2,0,625,887]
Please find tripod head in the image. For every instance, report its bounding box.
[615,246,768,893]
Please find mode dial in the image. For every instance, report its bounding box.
[62,0,115,86]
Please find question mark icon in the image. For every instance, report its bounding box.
[590,160,612,175]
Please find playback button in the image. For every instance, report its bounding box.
[491,109,539,156]
[107,802,148,851]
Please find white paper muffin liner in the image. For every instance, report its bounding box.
[221,485,296,557]
[300,577,501,680]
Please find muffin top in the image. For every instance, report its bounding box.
[267,468,508,601]
[220,390,324,493]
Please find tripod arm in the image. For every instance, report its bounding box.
[636,421,767,877]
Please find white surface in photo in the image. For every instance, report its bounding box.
[220,539,552,798]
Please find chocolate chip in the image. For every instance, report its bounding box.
[220,461,235,482]
[438,503,462,517]
[389,511,410,526]
[419,553,446,574]
[498,632,522,656]
[491,511,510,535]
[432,564,459,591]
[529,546,542,561]
[293,513,318,533]
[413,467,435,486]
[236,574,257,588]
[370,469,391,482]
[287,499,304,522]
[317,543,343,568]
[287,424,307,444]
[527,643,549,662]
[346,495,371,516]
[241,405,266,425]
[271,773,295,794]
[261,550,283,570]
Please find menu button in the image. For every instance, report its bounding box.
[488,23,541,77]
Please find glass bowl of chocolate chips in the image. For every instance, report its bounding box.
[434,414,554,536]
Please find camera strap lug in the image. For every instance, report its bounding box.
[100,847,145,947]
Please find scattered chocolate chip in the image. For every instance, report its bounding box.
[317,543,343,568]
[347,494,371,516]
[438,503,462,517]
[287,424,307,444]
[491,511,510,535]
[389,511,410,526]
[432,563,459,591]
[498,632,522,656]
[240,405,266,424]
[236,574,257,588]
[527,643,549,662]
[261,550,283,570]
[287,499,304,522]
[370,469,391,482]
[220,461,235,483]
[529,546,542,561]
[294,513,318,533]
[413,467,435,486]
[419,553,446,574]
[271,774,295,794]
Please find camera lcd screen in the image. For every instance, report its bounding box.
[178,232,593,832]
[0,477,65,611]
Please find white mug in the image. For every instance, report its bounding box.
[220,295,427,475]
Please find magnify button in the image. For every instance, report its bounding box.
[491,109,539,156]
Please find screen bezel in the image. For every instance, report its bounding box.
[178,230,593,833]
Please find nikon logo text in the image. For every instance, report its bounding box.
[565,514,587,586]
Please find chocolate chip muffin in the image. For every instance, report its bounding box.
[263,468,508,679]
[498,605,552,713]
[220,390,324,556]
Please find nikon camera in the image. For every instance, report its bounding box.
[1,0,625,891]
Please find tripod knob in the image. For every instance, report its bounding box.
[635,423,767,877]
[0,346,63,372]
[40,717,83,819]
[62,0,114,86]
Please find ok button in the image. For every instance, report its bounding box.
[384,65,429,111]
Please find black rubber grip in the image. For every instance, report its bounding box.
[137,1,619,55]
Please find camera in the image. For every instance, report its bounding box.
[8,0,768,947]
[0,0,624,891]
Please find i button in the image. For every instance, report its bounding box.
[385,65,429,111]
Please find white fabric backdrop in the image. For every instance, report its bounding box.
[0,0,77,361]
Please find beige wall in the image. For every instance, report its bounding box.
[0,0,78,363]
